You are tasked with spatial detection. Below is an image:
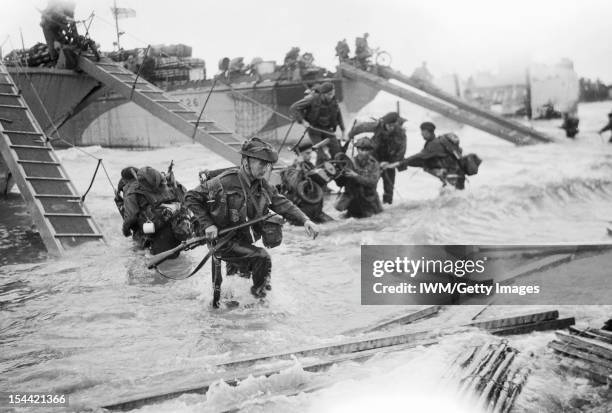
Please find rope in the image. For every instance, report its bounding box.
[216,77,339,138]
[80,158,102,201]
[192,76,218,140]
[129,44,150,100]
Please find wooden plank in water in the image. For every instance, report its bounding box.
[217,327,440,372]
[101,339,437,411]
[549,340,612,371]
[351,305,443,334]
[552,349,612,384]
[489,317,575,336]
[555,331,612,361]
[468,310,559,330]
[569,327,612,345]
[495,254,573,284]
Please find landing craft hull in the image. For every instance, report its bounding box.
[7,68,379,148]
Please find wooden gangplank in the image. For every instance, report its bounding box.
[338,63,555,145]
[99,328,440,411]
[379,66,554,143]
[0,62,104,254]
[77,57,243,165]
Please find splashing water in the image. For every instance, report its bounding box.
[1,101,611,411]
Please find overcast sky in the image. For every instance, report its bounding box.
[2,0,612,82]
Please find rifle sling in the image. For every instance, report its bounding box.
[187,232,235,277]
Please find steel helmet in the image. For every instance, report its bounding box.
[240,137,279,163]
[354,136,374,150]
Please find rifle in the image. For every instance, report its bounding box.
[342,119,358,154]
[147,212,277,269]
[166,160,175,188]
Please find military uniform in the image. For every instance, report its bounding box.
[335,138,383,218]
[397,133,465,189]
[561,114,579,138]
[289,83,345,165]
[600,114,612,142]
[335,39,350,62]
[122,167,186,254]
[354,33,371,69]
[349,112,407,204]
[40,0,76,61]
[186,167,308,293]
[115,166,138,217]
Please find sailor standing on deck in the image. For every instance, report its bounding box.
[289,82,346,166]
[185,138,319,298]
[348,112,407,204]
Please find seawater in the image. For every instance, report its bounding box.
[1,99,612,412]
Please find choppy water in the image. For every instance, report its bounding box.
[1,100,612,412]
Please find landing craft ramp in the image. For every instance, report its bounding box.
[338,63,554,145]
[76,57,243,165]
[0,62,104,255]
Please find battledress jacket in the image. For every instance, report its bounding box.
[122,169,180,234]
[600,120,612,134]
[185,168,308,243]
[289,93,345,132]
[397,136,461,172]
[344,154,383,217]
[348,120,407,162]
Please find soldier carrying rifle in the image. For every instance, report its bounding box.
[185,137,319,298]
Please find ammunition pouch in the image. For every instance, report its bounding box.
[258,215,285,248]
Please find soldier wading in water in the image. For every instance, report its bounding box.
[185,138,319,298]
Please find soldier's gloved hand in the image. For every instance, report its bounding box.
[205,225,218,240]
[379,162,390,169]
[303,220,319,240]
[122,226,131,237]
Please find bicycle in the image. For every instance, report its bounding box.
[371,47,392,67]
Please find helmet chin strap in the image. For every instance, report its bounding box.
[242,157,256,180]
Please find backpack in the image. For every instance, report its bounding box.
[460,154,482,176]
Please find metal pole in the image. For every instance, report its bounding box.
[19,28,25,53]
[113,0,121,51]
[277,120,295,152]
[192,77,218,141]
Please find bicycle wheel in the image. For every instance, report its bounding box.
[375,51,392,66]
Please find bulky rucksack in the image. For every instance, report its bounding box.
[461,153,482,176]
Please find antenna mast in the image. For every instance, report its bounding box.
[113,0,121,51]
